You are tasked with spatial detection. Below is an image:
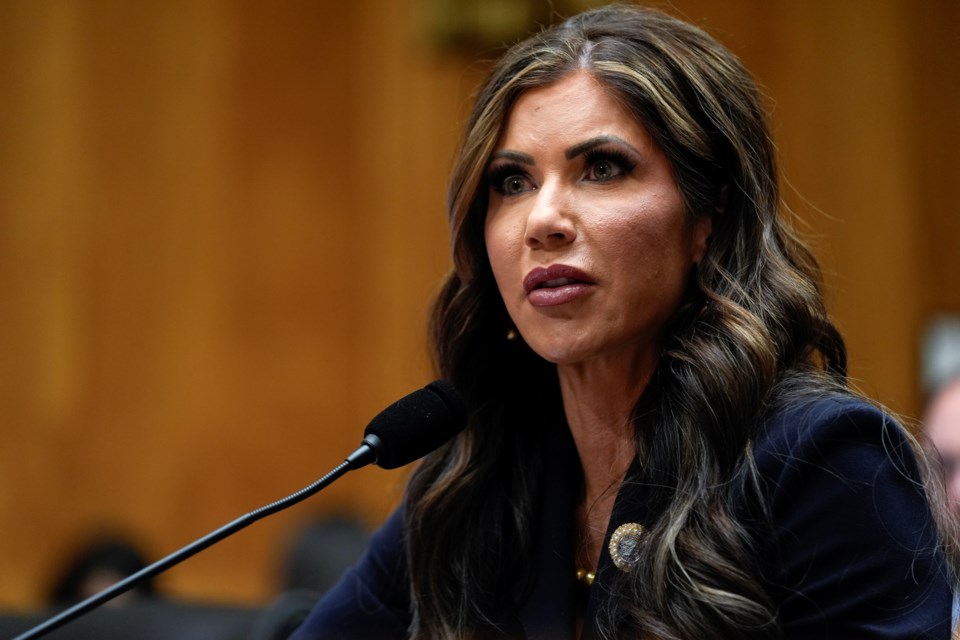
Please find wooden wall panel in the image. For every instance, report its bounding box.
[914,0,960,317]
[764,1,922,416]
[0,0,460,607]
[0,0,956,610]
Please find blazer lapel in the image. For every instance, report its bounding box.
[516,424,580,640]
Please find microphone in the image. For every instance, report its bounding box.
[13,380,468,640]
[353,379,469,469]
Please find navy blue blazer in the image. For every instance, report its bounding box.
[290,396,954,639]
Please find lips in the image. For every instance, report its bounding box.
[523,264,594,307]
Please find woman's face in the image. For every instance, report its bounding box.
[484,72,711,369]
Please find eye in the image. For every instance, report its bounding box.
[501,175,529,195]
[583,149,635,183]
[487,164,535,196]
[588,159,619,181]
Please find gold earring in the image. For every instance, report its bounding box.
[506,327,518,341]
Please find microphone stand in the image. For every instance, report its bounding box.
[13,444,375,640]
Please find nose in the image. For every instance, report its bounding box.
[524,182,576,250]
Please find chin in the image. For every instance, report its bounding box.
[522,337,590,366]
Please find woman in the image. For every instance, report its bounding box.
[291,5,956,639]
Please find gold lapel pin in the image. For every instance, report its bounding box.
[608,522,645,571]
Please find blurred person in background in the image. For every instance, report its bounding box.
[925,374,960,640]
[927,375,960,518]
[47,535,156,608]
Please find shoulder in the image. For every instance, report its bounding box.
[753,392,915,485]
[746,391,954,637]
[751,391,933,555]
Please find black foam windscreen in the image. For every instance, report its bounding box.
[362,380,468,469]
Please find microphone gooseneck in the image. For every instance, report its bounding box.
[13,381,468,640]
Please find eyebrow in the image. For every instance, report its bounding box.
[565,135,641,159]
[489,134,642,166]
[488,149,535,165]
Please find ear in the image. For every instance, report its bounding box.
[691,213,713,265]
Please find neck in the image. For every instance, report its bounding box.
[558,353,650,493]
[558,351,651,568]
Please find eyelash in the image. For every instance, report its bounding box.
[486,148,638,196]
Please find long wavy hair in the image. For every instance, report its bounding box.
[403,5,949,639]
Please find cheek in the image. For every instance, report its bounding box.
[601,208,697,304]
[485,216,520,277]
[598,208,687,270]
[483,220,515,306]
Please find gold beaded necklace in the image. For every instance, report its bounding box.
[575,567,596,586]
